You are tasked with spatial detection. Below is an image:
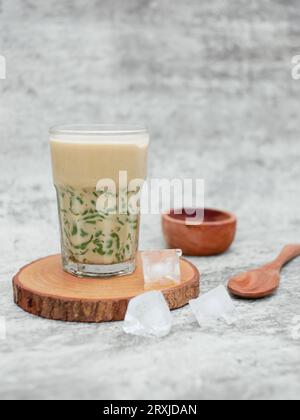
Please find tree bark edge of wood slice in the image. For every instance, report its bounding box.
[13,253,200,323]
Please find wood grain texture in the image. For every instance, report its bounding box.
[228,244,300,299]
[162,209,237,256]
[13,253,200,322]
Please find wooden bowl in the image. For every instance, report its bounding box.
[162,208,237,256]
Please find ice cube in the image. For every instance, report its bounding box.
[189,285,236,326]
[141,249,182,288]
[123,291,172,338]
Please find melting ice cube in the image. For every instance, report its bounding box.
[189,285,236,326]
[141,249,182,288]
[123,291,172,338]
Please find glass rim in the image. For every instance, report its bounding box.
[49,124,148,136]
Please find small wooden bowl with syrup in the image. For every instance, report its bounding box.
[162,208,237,256]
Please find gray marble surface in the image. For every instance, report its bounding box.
[1,0,300,400]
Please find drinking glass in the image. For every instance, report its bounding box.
[49,124,149,277]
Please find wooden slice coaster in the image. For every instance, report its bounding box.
[13,253,200,323]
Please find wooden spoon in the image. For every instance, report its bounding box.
[228,244,300,299]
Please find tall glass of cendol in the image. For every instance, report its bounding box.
[49,124,149,277]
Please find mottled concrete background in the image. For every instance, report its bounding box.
[1,0,300,400]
